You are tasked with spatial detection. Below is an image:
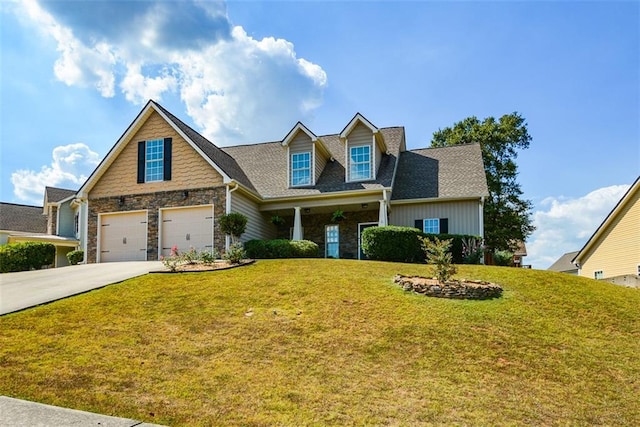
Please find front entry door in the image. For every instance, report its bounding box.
[358,222,378,260]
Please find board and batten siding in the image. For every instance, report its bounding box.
[580,189,640,279]
[390,200,482,236]
[90,111,224,199]
[230,191,276,242]
[346,123,375,180]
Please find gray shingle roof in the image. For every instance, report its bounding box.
[223,127,405,198]
[391,143,489,200]
[548,251,580,272]
[0,203,47,233]
[45,186,76,203]
[152,101,256,192]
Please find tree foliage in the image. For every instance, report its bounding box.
[218,212,248,244]
[431,113,535,252]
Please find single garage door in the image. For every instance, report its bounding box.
[160,205,214,257]
[99,211,148,262]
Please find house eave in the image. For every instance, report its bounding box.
[390,195,485,205]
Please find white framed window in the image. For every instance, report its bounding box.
[145,139,164,182]
[423,218,440,234]
[349,145,371,181]
[291,152,311,186]
[594,270,604,280]
[326,225,339,258]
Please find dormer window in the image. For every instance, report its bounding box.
[349,145,371,181]
[340,113,386,183]
[291,152,311,186]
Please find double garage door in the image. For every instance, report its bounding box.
[98,205,214,262]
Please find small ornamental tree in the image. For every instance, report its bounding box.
[421,236,457,283]
[218,212,248,244]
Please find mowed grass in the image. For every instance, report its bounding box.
[1,259,638,426]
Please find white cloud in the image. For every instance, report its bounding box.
[526,185,631,270]
[11,143,100,205]
[16,0,327,145]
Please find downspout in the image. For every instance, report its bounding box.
[225,182,240,250]
[479,196,485,265]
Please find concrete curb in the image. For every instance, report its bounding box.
[0,396,165,426]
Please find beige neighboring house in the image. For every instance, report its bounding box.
[0,187,81,267]
[572,176,640,287]
[548,250,580,275]
[74,100,489,263]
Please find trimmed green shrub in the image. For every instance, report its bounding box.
[245,239,319,259]
[493,250,514,266]
[219,212,248,243]
[289,240,320,258]
[0,242,55,273]
[67,250,84,265]
[361,226,483,264]
[361,226,423,262]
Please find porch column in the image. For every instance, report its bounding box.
[378,200,388,226]
[292,207,303,241]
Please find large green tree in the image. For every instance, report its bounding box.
[431,112,535,254]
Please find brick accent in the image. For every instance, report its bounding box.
[275,209,379,259]
[87,187,227,263]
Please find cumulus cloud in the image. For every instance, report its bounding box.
[17,0,327,145]
[526,185,631,270]
[11,143,100,205]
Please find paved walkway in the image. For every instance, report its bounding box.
[0,261,163,315]
[0,396,165,426]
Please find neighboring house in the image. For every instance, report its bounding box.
[572,176,640,287]
[512,241,528,268]
[548,251,580,275]
[0,189,80,267]
[75,100,489,263]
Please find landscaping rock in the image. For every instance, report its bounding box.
[394,275,502,300]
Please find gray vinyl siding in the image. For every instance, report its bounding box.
[390,200,482,236]
[375,142,382,177]
[58,200,76,237]
[346,123,374,181]
[315,145,327,183]
[230,191,276,242]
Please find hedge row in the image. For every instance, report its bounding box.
[0,242,56,273]
[361,226,482,264]
[245,239,319,259]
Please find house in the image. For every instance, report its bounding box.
[512,240,528,268]
[547,250,580,275]
[74,100,488,263]
[0,187,80,267]
[572,176,640,287]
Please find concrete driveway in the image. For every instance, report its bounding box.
[0,261,163,315]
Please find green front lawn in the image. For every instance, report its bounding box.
[1,259,638,425]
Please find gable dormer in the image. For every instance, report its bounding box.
[340,113,388,182]
[282,122,332,187]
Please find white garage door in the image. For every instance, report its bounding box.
[160,205,214,258]
[99,211,148,262]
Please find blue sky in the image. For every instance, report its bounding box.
[1,0,638,269]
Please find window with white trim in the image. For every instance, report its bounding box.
[349,145,371,181]
[145,139,164,182]
[326,225,339,258]
[594,270,604,280]
[291,152,311,186]
[423,218,440,234]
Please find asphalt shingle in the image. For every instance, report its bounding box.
[0,203,47,233]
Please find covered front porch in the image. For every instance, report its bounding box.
[260,190,390,259]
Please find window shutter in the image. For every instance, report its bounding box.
[440,218,449,234]
[137,141,145,183]
[414,219,423,231]
[163,137,172,181]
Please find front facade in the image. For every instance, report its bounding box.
[75,100,489,263]
[573,176,640,287]
[0,187,81,267]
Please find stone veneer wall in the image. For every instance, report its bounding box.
[87,186,227,263]
[275,209,379,259]
[47,206,58,235]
